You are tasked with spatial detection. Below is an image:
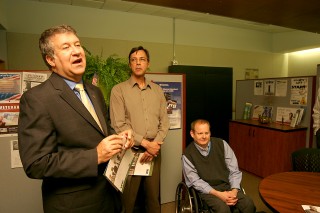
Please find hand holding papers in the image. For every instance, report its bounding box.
[104,145,134,192]
[104,136,154,192]
[128,152,154,176]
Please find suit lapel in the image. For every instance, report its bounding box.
[49,73,105,134]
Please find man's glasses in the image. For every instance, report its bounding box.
[130,57,148,64]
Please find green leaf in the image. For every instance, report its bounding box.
[83,47,131,108]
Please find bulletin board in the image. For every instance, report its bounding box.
[0,70,50,213]
[235,76,316,147]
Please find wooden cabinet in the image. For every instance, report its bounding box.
[229,120,307,177]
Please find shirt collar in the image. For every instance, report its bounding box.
[129,75,152,89]
[64,78,83,90]
[194,140,211,153]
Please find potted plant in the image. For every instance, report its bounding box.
[83,48,131,108]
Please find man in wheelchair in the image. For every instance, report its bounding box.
[182,119,256,213]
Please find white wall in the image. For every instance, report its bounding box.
[6,0,320,53]
[0,30,7,66]
[6,0,171,44]
[273,31,320,53]
[0,0,309,53]
[0,0,8,66]
[175,19,273,52]
[0,0,8,29]
[288,50,320,76]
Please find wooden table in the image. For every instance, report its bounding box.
[259,172,320,213]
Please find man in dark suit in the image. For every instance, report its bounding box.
[18,25,133,213]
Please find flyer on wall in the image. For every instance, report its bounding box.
[11,139,23,168]
[254,80,263,96]
[0,102,19,134]
[154,81,182,129]
[290,78,308,105]
[275,79,288,97]
[22,72,48,93]
[0,72,22,102]
[264,79,275,96]
[0,73,21,134]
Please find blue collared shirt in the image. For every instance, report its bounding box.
[182,139,242,194]
[64,79,93,106]
[64,78,81,98]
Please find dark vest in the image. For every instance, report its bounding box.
[184,137,230,191]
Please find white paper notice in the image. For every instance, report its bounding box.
[11,139,22,168]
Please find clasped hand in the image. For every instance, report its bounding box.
[139,139,163,163]
[96,129,134,164]
[217,190,238,206]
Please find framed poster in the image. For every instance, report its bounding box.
[154,81,182,130]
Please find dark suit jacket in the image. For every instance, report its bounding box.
[18,72,120,213]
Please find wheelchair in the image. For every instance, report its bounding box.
[175,181,207,213]
[175,182,245,213]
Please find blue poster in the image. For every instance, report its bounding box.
[154,81,182,129]
[0,73,21,102]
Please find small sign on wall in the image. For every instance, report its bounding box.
[245,68,259,79]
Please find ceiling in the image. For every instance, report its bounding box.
[27,0,320,33]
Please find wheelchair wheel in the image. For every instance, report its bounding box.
[175,182,199,213]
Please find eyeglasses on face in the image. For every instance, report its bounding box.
[130,57,148,64]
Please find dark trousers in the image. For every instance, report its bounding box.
[199,190,256,213]
[42,177,122,213]
[122,153,161,213]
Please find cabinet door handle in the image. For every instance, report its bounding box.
[248,128,255,137]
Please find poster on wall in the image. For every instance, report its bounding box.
[254,80,264,96]
[11,139,23,168]
[290,78,308,105]
[275,79,288,97]
[245,68,259,79]
[22,72,48,93]
[0,71,50,135]
[0,102,19,134]
[0,73,22,102]
[153,81,182,129]
[264,79,275,96]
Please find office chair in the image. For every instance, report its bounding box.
[292,148,320,172]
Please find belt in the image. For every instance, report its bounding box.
[133,138,155,152]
